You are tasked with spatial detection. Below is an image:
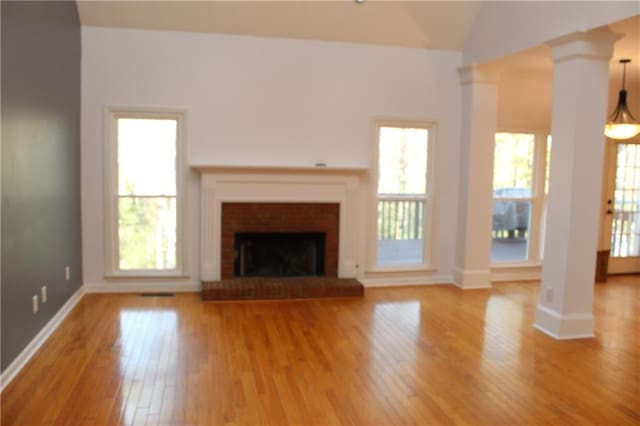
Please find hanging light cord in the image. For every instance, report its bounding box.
[609,59,636,122]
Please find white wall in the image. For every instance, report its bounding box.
[496,72,640,134]
[464,1,638,65]
[81,26,463,287]
[497,74,553,132]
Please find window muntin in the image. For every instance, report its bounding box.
[108,112,184,275]
[375,125,431,267]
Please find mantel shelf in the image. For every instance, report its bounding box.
[191,164,369,175]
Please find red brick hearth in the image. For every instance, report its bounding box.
[202,277,363,301]
[220,202,340,279]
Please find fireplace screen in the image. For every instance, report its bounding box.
[234,232,326,277]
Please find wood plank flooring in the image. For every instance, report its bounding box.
[2,277,639,425]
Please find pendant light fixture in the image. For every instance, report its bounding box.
[605,59,640,140]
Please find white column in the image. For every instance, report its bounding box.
[534,30,620,339]
[454,65,499,289]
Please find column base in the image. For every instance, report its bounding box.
[452,267,492,289]
[533,304,595,339]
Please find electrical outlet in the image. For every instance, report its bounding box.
[65,266,70,281]
[41,286,47,303]
[545,286,554,303]
[32,295,39,314]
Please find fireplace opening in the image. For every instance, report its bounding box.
[234,232,326,277]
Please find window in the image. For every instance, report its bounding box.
[375,123,433,267]
[491,132,550,264]
[106,110,185,276]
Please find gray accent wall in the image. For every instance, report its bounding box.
[1,1,82,371]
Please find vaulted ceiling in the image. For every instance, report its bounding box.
[77,2,638,82]
[76,1,482,50]
[490,15,640,83]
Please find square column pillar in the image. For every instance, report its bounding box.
[534,30,620,339]
[454,65,499,289]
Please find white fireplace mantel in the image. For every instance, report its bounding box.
[192,164,368,176]
[193,164,368,281]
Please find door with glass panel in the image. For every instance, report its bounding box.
[606,142,640,273]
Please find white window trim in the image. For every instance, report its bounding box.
[104,107,188,278]
[491,129,549,267]
[368,119,437,272]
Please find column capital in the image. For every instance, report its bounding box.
[458,63,500,86]
[547,29,621,64]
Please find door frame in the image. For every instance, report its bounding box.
[600,136,640,274]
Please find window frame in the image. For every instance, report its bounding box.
[104,107,188,278]
[369,119,436,272]
[491,129,549,267]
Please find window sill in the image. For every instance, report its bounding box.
[105,273,191,281]
[367,265,436,274]
[491,262,541,269]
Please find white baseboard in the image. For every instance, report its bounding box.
[533,304,595,340]
[491,266,541,282]
[452,267,492,289]
[360,275,453,287]
[85,280,201,293]
[1,286,85,392]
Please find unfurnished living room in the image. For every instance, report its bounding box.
[2,1,640,424]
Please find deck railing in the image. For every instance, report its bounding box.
[377,199,424,240]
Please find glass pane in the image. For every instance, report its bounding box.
[377,200,424,266]
[119,196,177,270]
[378,127,428,195]
[611,144,640,257]
[545,135,552,195]
[491,200,530,262]
[493,133,535,198]
[118,118,177,196]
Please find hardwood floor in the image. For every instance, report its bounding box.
[2,277,639,425]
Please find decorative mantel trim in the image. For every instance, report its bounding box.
[194,165,367,281]
[191,164,368,176]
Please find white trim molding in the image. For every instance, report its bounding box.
[458,63,500,86]
[453,267,492,289]
[491,265,541,282]
[533,304,595,340]
[1,286,85,392]
[360,274,452,287]
[85,280,200,293]
[547,29,621,64]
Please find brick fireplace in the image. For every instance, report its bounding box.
[221,202,339,279]
[195,165,366,282]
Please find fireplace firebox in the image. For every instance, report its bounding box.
[234,232,325,277]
